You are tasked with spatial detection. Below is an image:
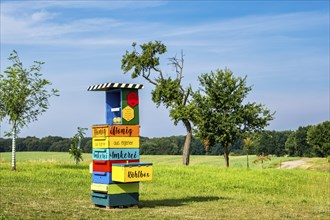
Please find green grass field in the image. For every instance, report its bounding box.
[0,152,329,219]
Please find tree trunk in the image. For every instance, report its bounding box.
[11,128,16,171]
[246,153,249,169]
[76,136,81,165]
[182,119,192,166]
[224,144,230,168]
[204,138,210,155]
[78,136,81,150]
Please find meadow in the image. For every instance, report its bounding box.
[0,152,329,219]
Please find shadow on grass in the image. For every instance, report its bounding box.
[140,196,231,208]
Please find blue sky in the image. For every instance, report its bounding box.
[0,0,329,138]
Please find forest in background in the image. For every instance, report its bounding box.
[0,120,328,157]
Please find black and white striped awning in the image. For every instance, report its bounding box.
[87,82,144,91]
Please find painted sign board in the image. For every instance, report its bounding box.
[92,137,139,148]
[109,137,139,148]
[92,149,111,160]
[92,148,140,161]
[91,192,139,207]
[112,162,153,182]
[92,124,140,137]
[92,124,110,138]
[91,183,139,194]
[109,125,140,137]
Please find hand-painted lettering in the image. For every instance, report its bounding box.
[94,128,106,136]
[128,170,150,179]
[110,126,133,136]
[110,150,138,160]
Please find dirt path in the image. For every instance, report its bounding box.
[279,159,307,169]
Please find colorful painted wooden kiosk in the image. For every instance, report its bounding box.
[87,82,153,208]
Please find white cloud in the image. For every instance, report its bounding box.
[2,1,328,48]
[0,1,328,137]
[30,10,57,22]
[1,1,166,45]
[1,1,167,13]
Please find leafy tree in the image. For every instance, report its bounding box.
[307,121,330,157]
[273,131,291,156]
[0,138,11,152]
[122,41,194,165]
[0,50,59,170]
[82,138,92,153]
[209,143,224,155]
[192,69,274,167]
[285,126,311,157]
[49,139,72,152]
[69,127,87,165]
[253,153,271,169]
[254,130,291,156]
[295,126,312,156]
[40,136,64,151]
[190,137,205,155]
[285,132,296,156]
[23,136,40,151]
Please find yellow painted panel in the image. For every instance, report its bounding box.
[109,137,139,148]
[93,137,139,148]
[92,137,110,148]
[91,183,108,193]
[112,164,153,182]
[91,183,139,194]
[89,162,93,174]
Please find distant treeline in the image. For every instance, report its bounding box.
[0,121,329,157]
[0,136,92,153]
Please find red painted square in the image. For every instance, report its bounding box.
[93,160,140,172]
[127,91,139,107]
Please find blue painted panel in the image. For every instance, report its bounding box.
[109,148,140,160]
[91,192,108,206]
[92,148,110,160]
[106,89,122,125]
[92,148,140,161]
[92,172,113,184]
[91,192,139,207]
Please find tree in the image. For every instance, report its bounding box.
[253,153,271,169]
[192,69,274,167]
[285,126,311,157]
[0,50,59,171]
[285,132,296,156]
[243,137,254,168]
[307,121,330,157]
[254,130,290,156]
[69,127,87,165]
[23,136,40,151]
[82,138,92,153]
[122,41,195,165]
[295,126,312,156]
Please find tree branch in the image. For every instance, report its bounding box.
[142,71,157,86]
[182,87,191,106]
[153,67,164,80]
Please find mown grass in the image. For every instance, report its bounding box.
[0,152,329,219]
